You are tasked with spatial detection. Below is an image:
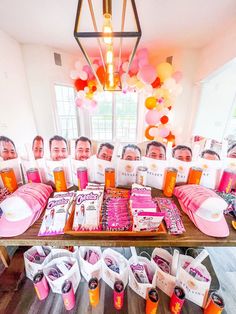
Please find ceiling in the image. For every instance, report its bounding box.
[0,0,236,55]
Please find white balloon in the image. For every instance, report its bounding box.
[122,61,129,72]
[144,84,153,94]
[78,70,88,81]
[163,78,176,89]
[149,127,157,137]
[75,61,83,70]
[121,73,130,83]
[70,70,79,80]
[77,90,85,98]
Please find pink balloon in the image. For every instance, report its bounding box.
[136,48,148,60]
[145,110,161,125]
[93,59,100,65]
[139,65,157,84]
[172,71,183,83]
[129,58,139,75]
[83,65,94,80]
[159,127,170,138]
[138,57,149,68]
[75,98,83,108]
[90,100,97,108]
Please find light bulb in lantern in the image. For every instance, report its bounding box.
[106,48,113,64]
[103,13,112,44]
[108,73,114,87]
[107,64,114,74]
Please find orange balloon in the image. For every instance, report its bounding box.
[96,66,106,85]
[145,97,157,110]
[165,131,175,145]
[145,125,157,140]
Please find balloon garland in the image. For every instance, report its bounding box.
[70,49,183,143]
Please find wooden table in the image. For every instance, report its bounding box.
[0,193,235,248]
[0,188,232,313]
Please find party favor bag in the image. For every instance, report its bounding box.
[116,159,143,187]
[93,157,115,183]
[197,158,222,189]
[24,246,52,280]
[102,248,129,289]
[0,158,23,187]
[79,246,102,282]
[143,157,169,189]
[128,255,155,299]
[170,159,192,184]
[151,248,176,297]
[71,158,92,186]
[45,157,73,188]
[44,256,81,294]
[177,255,211,307]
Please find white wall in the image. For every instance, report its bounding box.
[22,44,78,141]
[192,20,236,140]
[0,30,36,149]
[197,20,236,81]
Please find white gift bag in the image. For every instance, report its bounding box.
[151,248,176,297]
[20,157,43,184]
[143,157,169,189]
[102,248,129,289]
[44,256,81,294]
[45,157,73,188]
[79,246,102,282]
[93,157,114,183]
[24,246,52,280]
[116,159,143,187]
[197,158,222,189]
[0,158,23,187]
[35,158,48,184]
[170,159,192,184]
[176,255,211,307]
[71,158,93,186]
[224,157,236,190]
[128,256,155,299]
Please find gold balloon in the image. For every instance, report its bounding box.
[156,62,173,82]
[145,97,156,110]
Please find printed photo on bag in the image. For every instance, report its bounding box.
[143,157,169,189]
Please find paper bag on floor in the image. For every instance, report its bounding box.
[102,248,128,289]
[176,255,211,307]
[43,256,81,294]
[151,248,176,297]
[24,246,52,280]
[128,256,156,299]
[79,246,102,282]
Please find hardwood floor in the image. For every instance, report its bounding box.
[0,247,235,314]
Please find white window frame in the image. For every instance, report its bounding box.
[88,91,139,143]
[53,83,80,138]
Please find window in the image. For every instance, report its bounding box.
[193,58,236,142]
[90,92,138,142]
[54,84,78,139]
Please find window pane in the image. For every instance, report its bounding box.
[90,92,113,140]
[115,92,138,142]
[55,84,78,139]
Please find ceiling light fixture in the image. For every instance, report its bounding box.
[74,0,141,91]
